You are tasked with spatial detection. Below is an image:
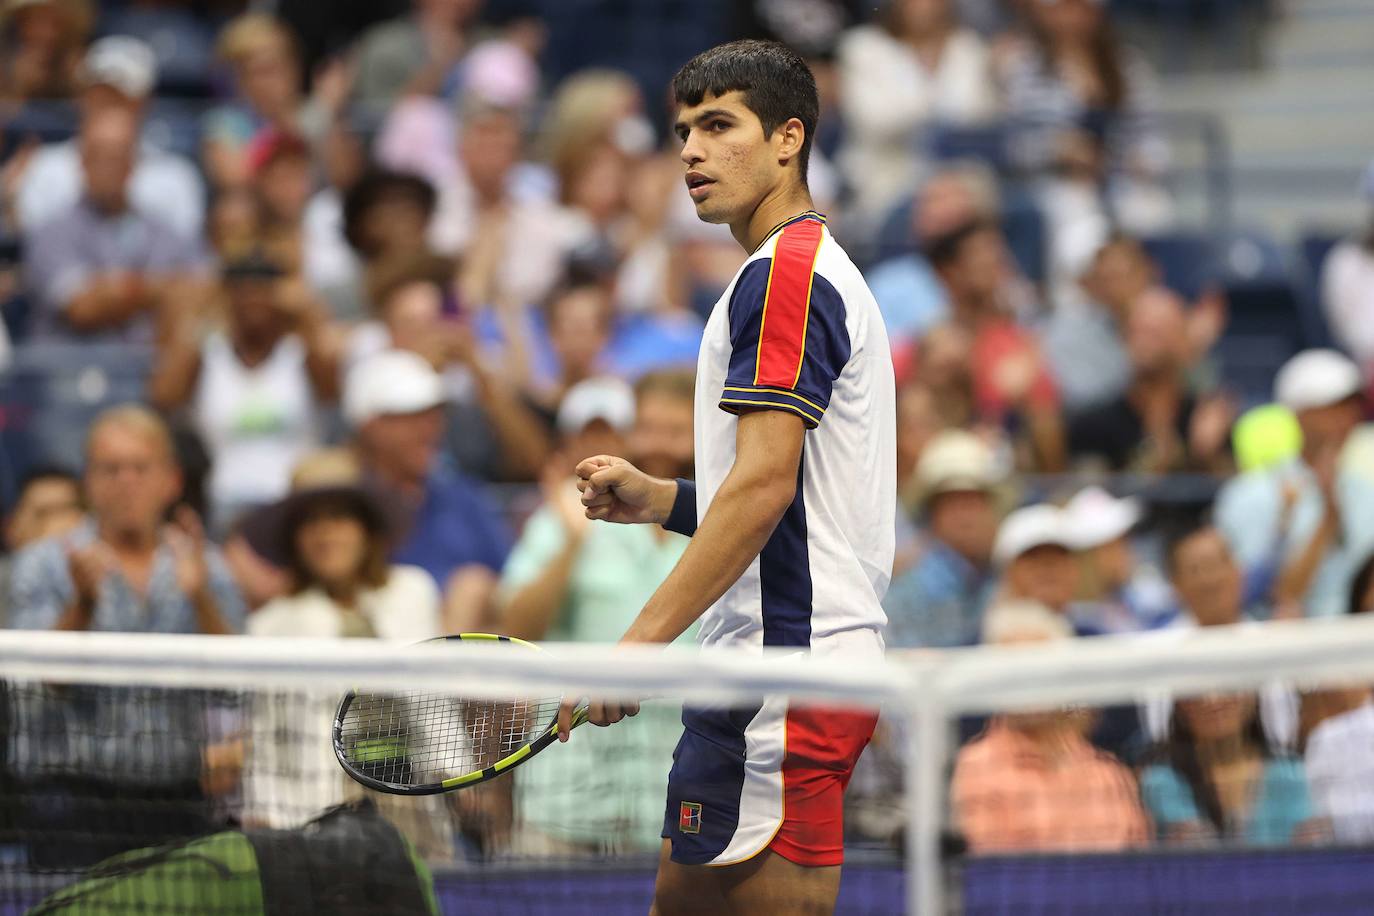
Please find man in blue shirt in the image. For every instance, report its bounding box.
[883,430,1001,648]
[345,349,511,631]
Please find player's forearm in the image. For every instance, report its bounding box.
[621,470,793,645]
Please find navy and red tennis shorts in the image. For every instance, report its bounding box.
[661,698,877,867]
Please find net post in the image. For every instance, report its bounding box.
[905,669,947,915]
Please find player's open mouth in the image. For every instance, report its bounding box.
[686,173,715,200]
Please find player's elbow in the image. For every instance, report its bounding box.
[721,466,796,530]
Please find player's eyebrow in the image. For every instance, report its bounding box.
[674,108,735,138]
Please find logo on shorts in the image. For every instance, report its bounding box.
[679,801,702,835]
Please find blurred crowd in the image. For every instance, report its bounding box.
[2,0,1374,868]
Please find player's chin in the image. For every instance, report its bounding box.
[691,198,730,224]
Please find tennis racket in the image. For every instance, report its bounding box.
[332,633,589,795]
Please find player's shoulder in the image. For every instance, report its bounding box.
[733,214,863,307]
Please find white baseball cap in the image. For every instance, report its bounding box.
[556,376,635,436]
[915,430,1001,505]
[993,504,1073,567]
[80,36,157,99]
[344,349,445,428]
[1062,486,1142,551]
[1274,349,1363,413]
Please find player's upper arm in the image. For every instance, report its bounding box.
[719,223,850,430]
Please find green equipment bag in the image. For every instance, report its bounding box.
[30,801,440,915]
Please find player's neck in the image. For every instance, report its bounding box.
[735,183,816,253]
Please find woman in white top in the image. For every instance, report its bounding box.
[150,250,340,533]
[241,484,449,856]
[837,0,998,221]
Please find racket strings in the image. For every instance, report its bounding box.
[338,692,561,787]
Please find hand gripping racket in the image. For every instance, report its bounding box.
[333,634,589,795]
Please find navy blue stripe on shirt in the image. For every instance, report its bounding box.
[758,451,812,648]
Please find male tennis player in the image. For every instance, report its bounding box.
[556,39,895,915]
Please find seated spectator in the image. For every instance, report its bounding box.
[23,106,207,345]
[1305,679,1374,843]
[12,36,205,239]
[1142,520,1297,751]
[7,405,245,634]
[0,0,91,104]
[992,504,1078,620]
[1297,574,1374,845]
[996,0,1171,235]
[1040,234,1148,413]
[432,101,569,310]
[952,600,1149,853]
[245,130,315,279]
[923,220,1064,470]
[1217,350,1374,617]
[864,165,997,348]
[1320,162,1374,369]
[1063,486,1173,634]
[149,249,339,532]
[203,13,340,189]
[0,465,82,626]
[499,371,695,854]
[350,262,551,482]
[350,0,484,111]
[1165,521,1278,628]
[993,501,1146,756]
[1068,287,1234,473]
[344,349,511,631]
[1141,694,1322,846]
[836,0,998,222]
[894,381,949,517]
[232,470,451,857]
[341,169,450,313]
[1296,557,1374,759]
[884,430,1001,648]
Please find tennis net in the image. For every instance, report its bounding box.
[6,620,1374,914]
[0,632,908,915]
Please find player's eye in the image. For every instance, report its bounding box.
[709,120,729,132]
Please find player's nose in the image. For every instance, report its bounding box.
[679,132,704,167]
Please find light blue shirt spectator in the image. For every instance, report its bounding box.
[1215,461,1374,618]
[883,537,994,648]
[1040,305,1130,414]
[863,255,949,347]
[7,519,246,633]
[1140,758,1314,846]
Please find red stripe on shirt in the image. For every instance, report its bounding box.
[753,218,824,388]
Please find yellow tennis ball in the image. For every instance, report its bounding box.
[1232,404,1303,473]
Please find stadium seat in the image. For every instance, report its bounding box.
[98,8,216,98]
[5,342,158,473]
[143,99,205,161]
[869,192,1046,284]
[1296,231,1346,349]
[923,123,1012,173]
[1140,231,1216,300]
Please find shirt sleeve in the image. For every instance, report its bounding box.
[718,223,851,430]
[1139,764,1201,834]
[7,542,69,630]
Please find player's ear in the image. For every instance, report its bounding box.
[774,117,806,168]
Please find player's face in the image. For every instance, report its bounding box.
[675,91,784,227]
